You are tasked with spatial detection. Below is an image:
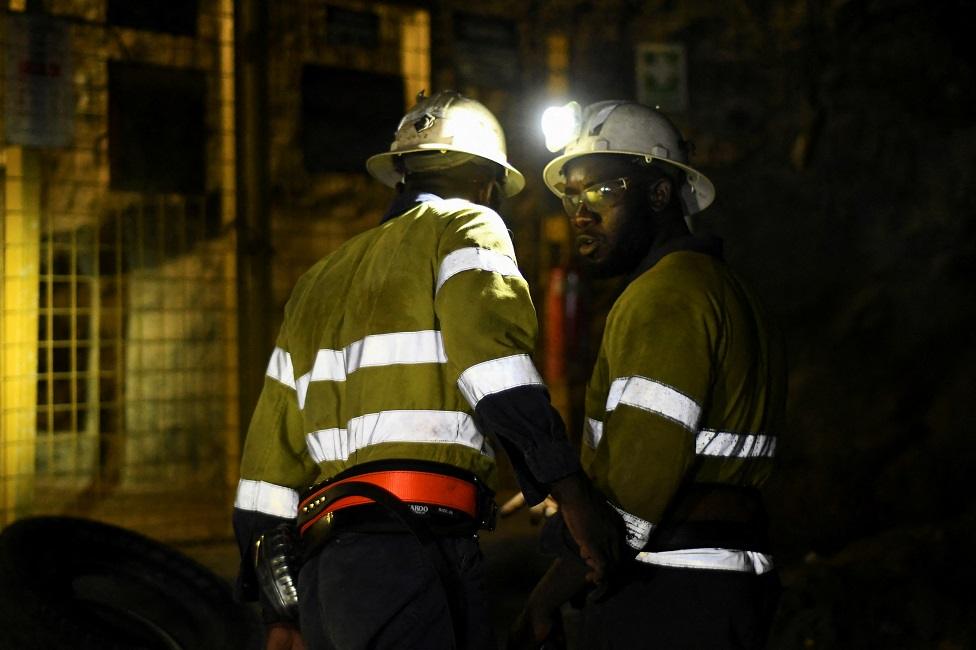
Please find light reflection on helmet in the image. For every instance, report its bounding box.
[367,90,525,196]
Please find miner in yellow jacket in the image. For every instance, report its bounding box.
[232,91,618,650]
[510,101,787,649]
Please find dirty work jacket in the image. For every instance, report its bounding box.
[581,236,787,572]
[233,194,579,598]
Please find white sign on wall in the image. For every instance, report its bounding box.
[636,43,688,113]
[5,12,74,147]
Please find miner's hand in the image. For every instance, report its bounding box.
[549,473,621,584]
[499,491,559,523]
[265,623,306,650]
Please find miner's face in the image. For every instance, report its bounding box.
[561,156,657,277]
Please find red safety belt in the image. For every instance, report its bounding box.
[298,470,478,535]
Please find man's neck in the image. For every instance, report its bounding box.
[649,215,691,251]
[626,212,717,280]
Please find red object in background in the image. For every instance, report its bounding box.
[545,267,566,382]
[564,269,579,353]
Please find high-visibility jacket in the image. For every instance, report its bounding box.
[234,195,572,522]
[581,237,787,567]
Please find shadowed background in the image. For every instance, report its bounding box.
[0,1,973,648]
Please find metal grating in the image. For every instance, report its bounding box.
[1,0,239,544]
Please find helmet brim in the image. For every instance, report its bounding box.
[367,145,526,197]
[542,149,715,215]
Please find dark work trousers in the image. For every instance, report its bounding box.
[580,564,781,649]
[297,530,496,650]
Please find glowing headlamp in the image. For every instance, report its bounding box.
[541,101,582,153]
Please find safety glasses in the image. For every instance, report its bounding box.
[561,176,631,217]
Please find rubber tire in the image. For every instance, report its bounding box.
[0,516,262,650]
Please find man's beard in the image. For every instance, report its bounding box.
[581,216,655,279]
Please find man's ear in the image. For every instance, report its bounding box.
[647,177,673,212]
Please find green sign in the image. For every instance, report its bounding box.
[636,43,688,113]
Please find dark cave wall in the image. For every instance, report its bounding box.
[532,2,976,646]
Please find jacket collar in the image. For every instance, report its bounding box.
[380,190,443,224]
[628,234,724,282]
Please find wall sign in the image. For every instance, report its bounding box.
[4,12,74,147]
[636,43,688,113]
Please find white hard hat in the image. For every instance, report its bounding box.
[367,90,525,196]
[542,101,714,215]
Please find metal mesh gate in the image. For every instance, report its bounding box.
[0,0,239,544]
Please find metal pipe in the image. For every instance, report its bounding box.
[233,0,272,443]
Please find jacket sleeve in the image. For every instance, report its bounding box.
[434,204,580,504]
[232,324,318,602]
[585,283,715,546]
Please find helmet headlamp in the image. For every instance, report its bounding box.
[541,102,582,153]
